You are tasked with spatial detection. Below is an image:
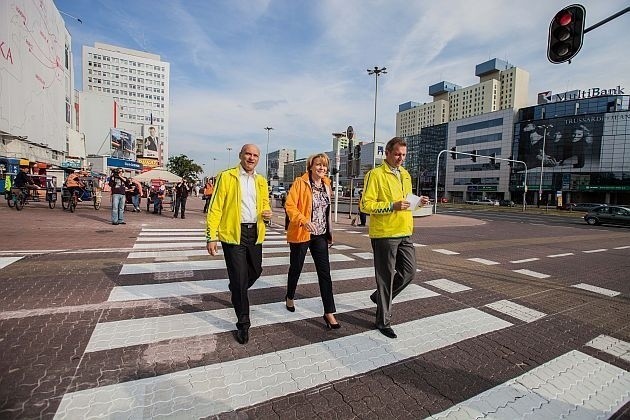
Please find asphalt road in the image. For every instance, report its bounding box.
[1,195,629,419]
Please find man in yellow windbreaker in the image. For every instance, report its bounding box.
[360,137,429,339]
[206,144,272,344]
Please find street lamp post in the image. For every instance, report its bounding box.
[212,158,217,176]
[537,124,552,208]
[226,147,233,169]
[264,127,274,180]
[367,66,387,169]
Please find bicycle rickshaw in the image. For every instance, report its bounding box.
[146,180,175,214]
[6,174,57,211]
[61,173,103,212]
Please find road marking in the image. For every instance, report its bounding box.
[352,252,373,260]
[510,258,540,264]
[425,279,471,293]
[547,253,574,258]
[582,248,608,253]
[133,241,207,249]
[427,350,630,420]
[613,245,630,250]
[413,243,427,247]
[485,300,546,323]
[140,228,206,232]
[57,308,511,419]
[512,269,550,279]
[88,285,440,352]
[362,234,370,237]
[345,230,361,234]
[467,258,500,265]
[0,256,24,269]
[586,335,630,363]
[331,245,355,250]
[139,231,281,237]
[432,249,460,255]
[571,283,620,297]
[128,247,290,259]
[120,254,354,275]
[108,267,376,302]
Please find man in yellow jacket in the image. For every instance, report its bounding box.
[206,144,272,344]
[360,137,429,339]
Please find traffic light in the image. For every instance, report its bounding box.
[471,149,477,163]
[489,152,496,165]
[331,167,338,175]
[450,147,457,160]
[508,155,514,167]
[354,144,361,160]
[547,5,586,64]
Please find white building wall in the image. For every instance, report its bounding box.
[79,91,116,156]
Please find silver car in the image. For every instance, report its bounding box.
[584,205,630,226]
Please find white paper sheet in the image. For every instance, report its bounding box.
[406,193,423,210]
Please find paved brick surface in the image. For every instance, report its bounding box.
[0,195,629,419]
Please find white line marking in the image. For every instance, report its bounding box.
[56,308,511,419]
[108,267,376,302]
[89,285,440,352]
[586,335,630,362]
[510,258,540,264]
[613,245,630,250]
[345,230,361,234]
[432,249,460,255]
[352,252,373,260]
[547,253,574,258]
[425,279,471,293]
[582,248,608,253]
[467,258,500,265]
[127,247,290,259]
[427,350,630,420]
[571,283,620,297]
[120,254,354,275]
[413,243,427,247]
[512,269,550,279]
[485,300,546,323]
[0,257,23,269]
[331,245,355,250]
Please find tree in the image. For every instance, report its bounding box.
[167,155,203,182]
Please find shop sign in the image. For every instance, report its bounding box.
[107,157,142,170]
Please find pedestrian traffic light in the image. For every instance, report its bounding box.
[354,144,361,160]
[471,150,477,163]
[450,147,457,160]
[547,4,586,64]
[489,152,496,165]
[508,155,514,167]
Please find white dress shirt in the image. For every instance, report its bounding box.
[239,166,258,223]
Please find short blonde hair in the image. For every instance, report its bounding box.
[307,153,329,171]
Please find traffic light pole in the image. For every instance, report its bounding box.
[434,150,528,214]
[584,7,629,34]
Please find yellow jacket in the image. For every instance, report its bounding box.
[360,163,413,238]
[285,173,333,244]
[206,166,271,245]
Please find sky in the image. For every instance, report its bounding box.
[53,0,630,176]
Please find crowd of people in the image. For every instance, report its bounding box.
[205,139,429,344]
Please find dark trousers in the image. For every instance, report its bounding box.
[222,224,263,330]
[359,211,367,226]
[287,234,336,314]
[371,237,416,328]
[174,196,187,218]
[203,195,212,213]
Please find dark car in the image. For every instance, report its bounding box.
[499,199,516,207]
[566,202,607,212]
[584,205,630,226]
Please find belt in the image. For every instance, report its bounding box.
[241,223,256,229]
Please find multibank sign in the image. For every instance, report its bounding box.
[537,85,625,104]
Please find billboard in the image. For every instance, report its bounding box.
[110,128,134,160]
[143,124,159,158]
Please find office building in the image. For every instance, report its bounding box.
[268,149,296,183]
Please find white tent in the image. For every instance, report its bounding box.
[132,167,182,183]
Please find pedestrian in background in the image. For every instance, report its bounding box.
[153,181,165,214]
[206,144,272,344]
[360,137,429,339]
[109,168,127,225]
[203,179,214,213]
[173,179,190,219]
[130,178,143,212]
[358,190,367,226]
[284,153,339,329]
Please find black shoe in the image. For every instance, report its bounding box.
[235,329,249,344]
[285,296,295,312]
[181,216,185,219]
[119,221,126,225]
[370,292,377,305]
[378,327,397,339]
[323,314,341,329]
[112,222,119,225]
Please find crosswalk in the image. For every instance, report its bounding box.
[53,227,630,419]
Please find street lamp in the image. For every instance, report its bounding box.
[367,66,387,168]
[537,124,553,207]
[264,127,273,180]
[212,157,217,176]
[226,147,233,168]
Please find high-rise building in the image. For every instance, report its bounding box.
[82,43,170,167]
[396,58,529,138]
[268,149,296,182]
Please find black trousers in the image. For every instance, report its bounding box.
[174,196,187,218]
[222,224,263,330]
[203,195,212,213]
[287,234,336,314]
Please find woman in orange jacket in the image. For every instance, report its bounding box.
[284,153,339,329]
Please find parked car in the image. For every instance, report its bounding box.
[499,199,516,207]
[478,198,499,206]
[270,186,286,199]
[566,202,607,212]
[584,205,630,226]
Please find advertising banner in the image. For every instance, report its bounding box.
[110,128,134,160]
[143,125,159,158]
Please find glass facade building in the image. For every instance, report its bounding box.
[405,123,448,195]
[512,95,630,205]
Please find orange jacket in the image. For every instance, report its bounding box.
[203,183,214,196]
[285,173,333,244]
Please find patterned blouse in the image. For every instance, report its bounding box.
[310,180,329,236]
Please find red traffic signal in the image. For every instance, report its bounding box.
[547,4,586,64]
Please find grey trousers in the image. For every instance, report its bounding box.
[371,236,416,329]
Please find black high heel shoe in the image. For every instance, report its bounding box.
[323,314,341,329]
[285,296,295,312]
